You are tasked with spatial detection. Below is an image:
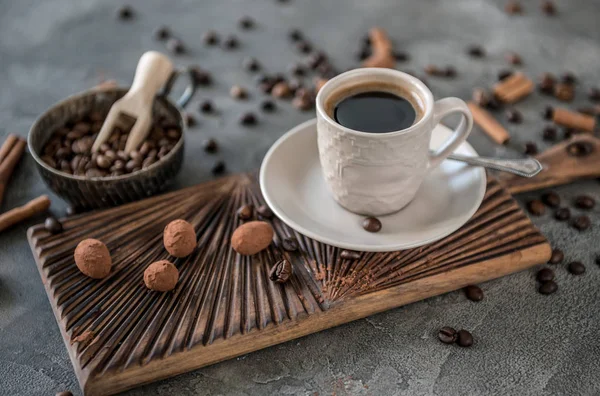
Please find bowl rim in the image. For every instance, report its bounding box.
[28,86,186,183]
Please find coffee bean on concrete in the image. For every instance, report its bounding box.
[505,52,522,65]
[271,82,292,98]
[541,1,557,15]
[574,195,595,210]
[166,38,185,54]
[296,40,312,54]
[536,268,555,282]
[257,204,274,219]
[289,29,303,41]
[542,106,554,120]
[561,72,577,85]
[56,391,74,396]
[261,99,276,112]
[202,30,219,45]
[190,67,212,86]
[242,57,260,72]
[238,16,254,29]
[240,112,257,126]
[572,215,591,231]
[506,108,522,123]
[282,237,299,252]
[211,161,226,176]
[596,256,600,266]
[498,69,513,81]
[549,248,564,264]
[538,280,558,295]
[438,327,457,344]
[524,142,538,155]
[393,51,409,61]
[117,5,133,20]
[526,199,545,216]
[153,26,170,41]
[456,330,474,347]
[230,85,248,99]
[44,217,63,234]
[568,261,586,275]
[202,138,218,153]
[541,191,560,208]
[199,100,214,113]
[223,35,239,49]
[464,285,483,302]
[554,207,570,221]
[542,126,558,141]
[362,217,382,233]
[538,73,556,94]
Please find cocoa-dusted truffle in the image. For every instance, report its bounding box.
[231,221,274,255]
[163,219,196,257]
[74,239,112,279]
[144,260,179,291]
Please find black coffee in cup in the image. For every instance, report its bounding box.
[325,82,424,133]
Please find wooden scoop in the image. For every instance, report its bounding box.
[92,51,174,154]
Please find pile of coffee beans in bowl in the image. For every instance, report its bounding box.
[40,110,182,178]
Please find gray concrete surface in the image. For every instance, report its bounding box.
[1,0,600,395]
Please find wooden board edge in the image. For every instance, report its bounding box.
[80,242,551,395]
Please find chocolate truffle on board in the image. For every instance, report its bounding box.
[144,260,179,292]
[231,221,274,255]
[163,219,196,258]
[74,238,112,279]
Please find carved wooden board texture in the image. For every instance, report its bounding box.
[28,173,551,395]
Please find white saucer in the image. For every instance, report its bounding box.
[259,119,486,252]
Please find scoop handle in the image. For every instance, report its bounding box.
[128,51,174,101]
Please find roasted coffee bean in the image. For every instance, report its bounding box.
[561,72,576,85]
[261,99,276,112]
[296,40,312,54]
[237,204,254,220]
[199,99,214,113]
[587,87,600,102]
[41,156,56,168]
[472,88,490,107]
[56,391,74,396]
[306,52,327,69]
[203,138,218,153]
[537,268,554,282]
[153,26,170,40]
[238,16,254,29]
[538,72,556,94]
[166,38,185,54]
[59,160,72,173]
[438,327,457,344]
[289,29,303,41]
[464,285,483,302]
[538,280,558,295]
[564,126,577,139]
[167,129,181,140]
[96,155,112,169]
[292,89,314,111]
[125,160,138,172]
[340,250,361,260]
[572,215,591,231]
[223,35,239,49]
[190,67,212,86]
[65,206,78,216]
[566,141,593,157]
[269,259,292,283]
[117,5,133,20]
[505,52,522,65]
[574,195,595,209]
[568,261,586,275]
[554,83,574,102]
[505,108,522,123]
[524,142,538,155]
[467,45,485,58]
[55,147,71,159]
[202,30,219,45]
[111,160,125,171]
[542,106,554,120]
[257,204,274,219]
[211,161,226,175]
[526,199,545,216]
[44,217,63,234]
[288,62,306,76]
[85,168,105,178]
[444,66,457,78]
[554,207,571,221]
[541,1,556,15]
[271,82,291,98]
[240,112,257,126]
[548,249,564,265]
[456,330,473,347]
[362,217,382,233]
[541,191,560,208]
[184,113,197,127]
[230,85,247,99]
[596,256,600,266]
[542,126,558,141]
[242,57,260,72]
[504,0,522,15]
[282,237,299,252]
[142,157,156,168]
[393,51,409,61]
[498,69,513,81]
[424,65,442,76]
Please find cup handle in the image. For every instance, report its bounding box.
[160,67,197,108]
[428,97,473,170]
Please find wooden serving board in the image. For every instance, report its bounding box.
[28,173,551,395]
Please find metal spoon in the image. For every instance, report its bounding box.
[442,153,542,177]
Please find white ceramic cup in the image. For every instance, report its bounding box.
[316,68,473,216]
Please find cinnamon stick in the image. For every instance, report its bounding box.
[0,134,18,164]
[0,138,26,207]
[362,27,395,69]
[493,72,534,103]
[552,108,596,132]
[467,101,511,144]
[0,195,51,233]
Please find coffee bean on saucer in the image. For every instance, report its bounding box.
[463,285,483,302]
[203,30,219,45]
[340,250,361,260]
[117,5,133,20]
[506,108,522,123]
[456,330,473,347]
[542,126,558,141]
[44,217,63,234]
[242,57,260,72]
[211,161,226,175]
[223,35,239,49]
[296,40,312,54]
[438,327,457,344]
[288,29,303,42]
[505,52,522,65]
[261,99,276,112]
[549,248,564,264]
[498,69,513,81]
[238,16,255,29]
[230,85,248,100]
[574,195,595,209]
[572,215,591,231]
[257,204,274,219]
[203,138,218,153]
[554,207,571,221]
[538,280,558,295]
[568,261,586,275]
[541,191,560,208]
[526,199,545,216]
[237,204,254,220]
[467,45,485,58]
[240,112,257,126]
[199,99,214,113]
[524,142,538,155]
[166,38,185,54]
[362,217,382,233]
[541,1,557,15]
[536,268,555,282]
[282,237,299,252]
[153,26,170,41]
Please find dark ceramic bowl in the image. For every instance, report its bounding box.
[28,85,194,210]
